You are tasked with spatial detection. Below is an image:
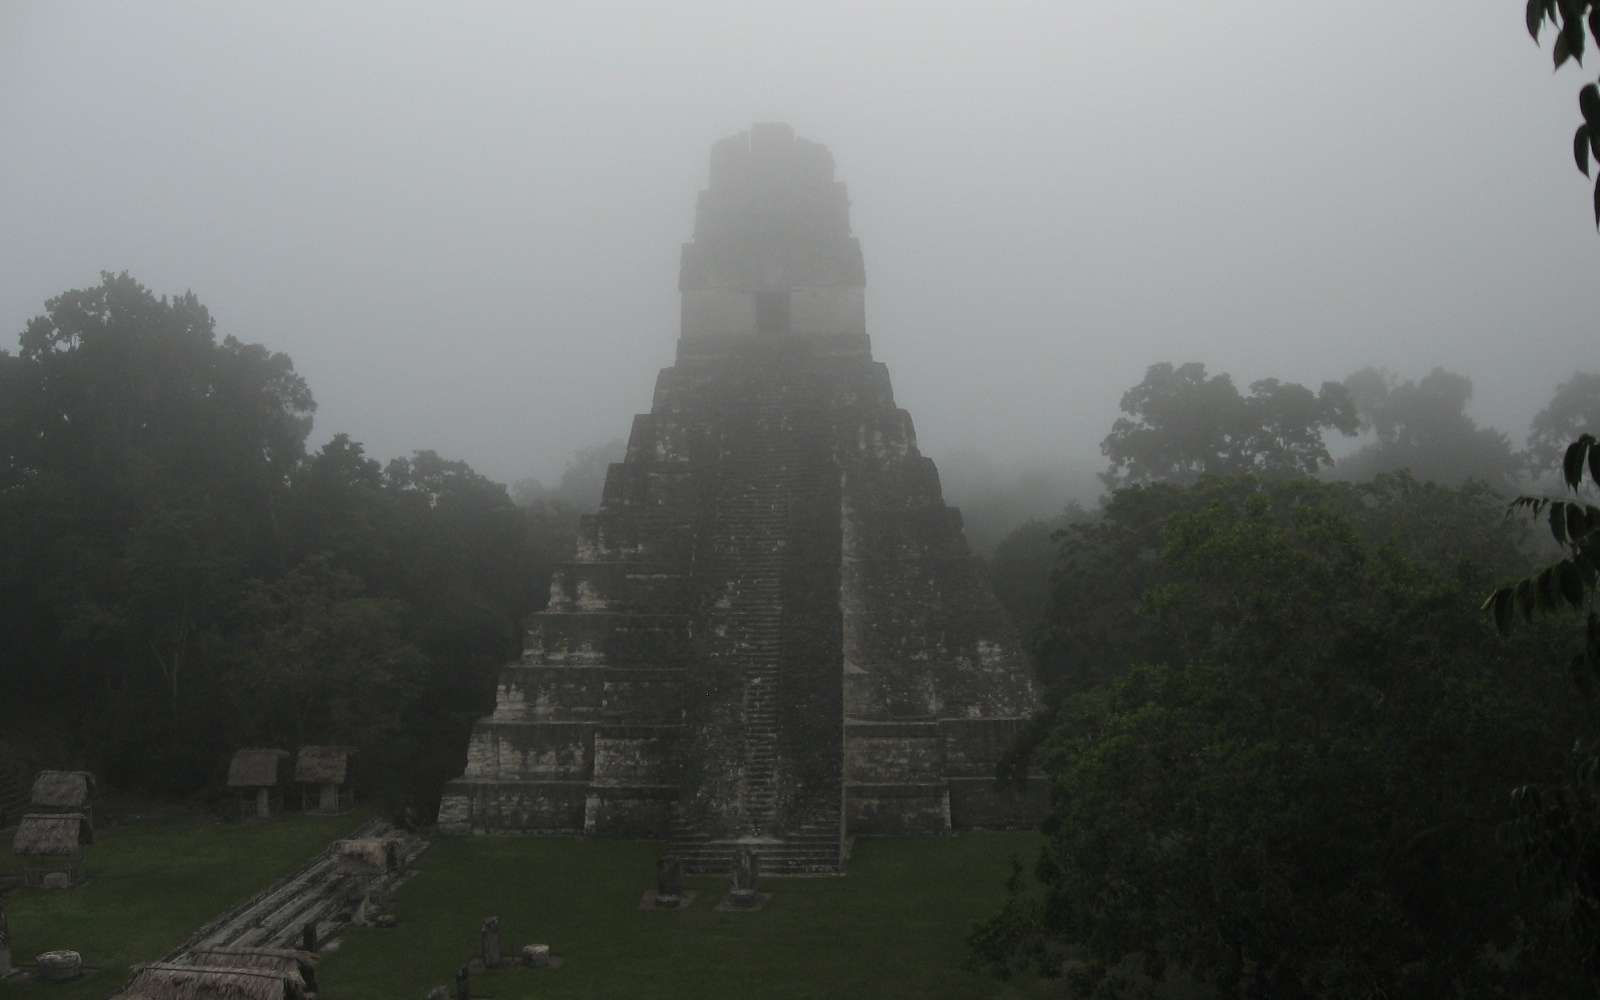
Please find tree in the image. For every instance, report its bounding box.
[976,475,1584,996]
[987,502,1091,646]
[0,274,576,806]
[227,557,426,766]
[553,439,625,511]
[0,273,314,754]
[1100,362,1356,490]
[1529,373,1600,473]
[1333,366,1520,488]
[1483,434,1600,978]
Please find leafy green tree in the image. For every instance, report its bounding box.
[976,475,1584,996]
[0,274,576,807]
[553,438,626,511]
[227,557,426,762]
[1334,366,1520,488]
[0,273,313,771]
[987,502,1091,645]
[1529,373,1600,473]
[1100,362,1356,490]
[1483,434,1600,978]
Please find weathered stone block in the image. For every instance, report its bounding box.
[36,950,82,982]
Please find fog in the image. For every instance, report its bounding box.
[3,0,1594,490]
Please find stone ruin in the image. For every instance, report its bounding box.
[438,123,1047,873]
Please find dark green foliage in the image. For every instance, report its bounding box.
[986,503,1092,644]
[0,274,575,809]
[1483,431,1600,981]
[1100,362,1357,490]
[1486,434,1598,634]
[976,475,1586,996]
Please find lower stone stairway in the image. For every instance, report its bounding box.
[669,799,846,876]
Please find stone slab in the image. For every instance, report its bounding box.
[637,890,697,911]
[713,891,772,912]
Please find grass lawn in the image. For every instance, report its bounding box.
[0,807,369,1000]
[1,813,1056,1000]
[321,832,1055,1000]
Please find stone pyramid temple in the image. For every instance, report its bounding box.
[438,123,1046,873]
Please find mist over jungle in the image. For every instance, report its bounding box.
[4,1,1596,495]
[7,3,1600,999]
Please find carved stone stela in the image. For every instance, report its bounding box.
[438,124,1048,873]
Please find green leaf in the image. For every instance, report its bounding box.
[1592,6,1600,50]
[1590,434,1600,486]
[1566,438,1590,489]
[1578,125,1593,176]
[1557,26,1574,67]
[1561,558,1587,609]
[1593,175,1600,227]
[1583,84,1600,123]
[1531,0,1547,39]
[1539,566,1561,611]
[1553,501,1572,545]
[1509,495,1551,521]
[1518,578,1537,622]
[1493,587,1515,635]
[1571,653,1593,697]
[1576,549,1600,593]
[1571,503,1592,543]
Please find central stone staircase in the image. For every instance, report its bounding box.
[667,396,846,874]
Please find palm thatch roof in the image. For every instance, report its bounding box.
[111,962,304,1000]
[30,770,95,808]
[185,948,316,990]
[226,749,289,789]
[12,813,91,856]
[293,745,354,785]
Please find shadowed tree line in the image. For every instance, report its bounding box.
[0,273,581,810]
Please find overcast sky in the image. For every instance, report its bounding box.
[2,1,1595,491]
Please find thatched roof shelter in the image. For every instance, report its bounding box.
[111,961,306,1000]
[30,770,95,809]
[185,948,316,992]
[293,746,354,785]
[12,813,91,856]
[226,749,289,789]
